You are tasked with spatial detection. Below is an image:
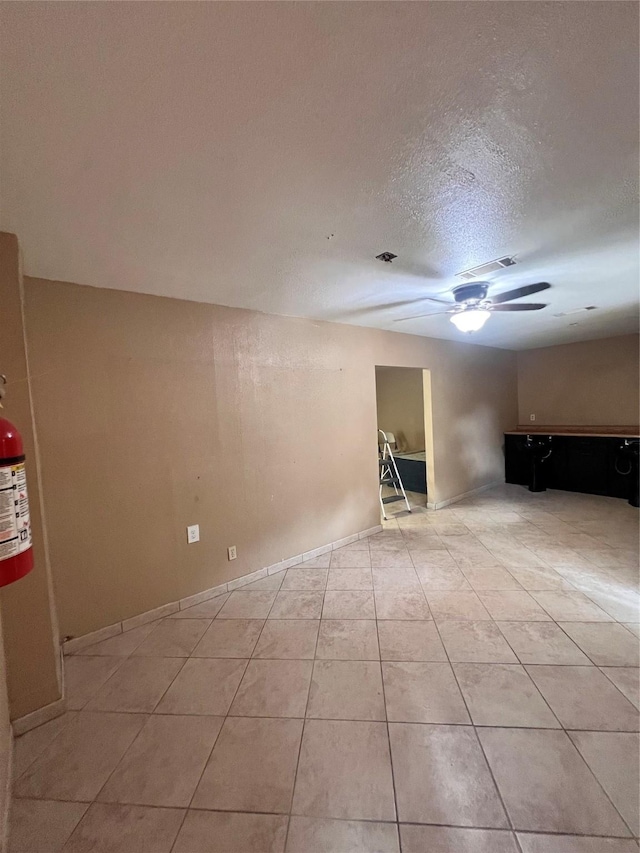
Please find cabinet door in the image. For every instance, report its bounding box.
[564,438,609,495]
[504,435,528,485]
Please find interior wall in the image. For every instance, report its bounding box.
[23,272,517,640]
[0,609,11,852]
[517,334,640,426]
[0,234,61,720]
[375,367,425,452]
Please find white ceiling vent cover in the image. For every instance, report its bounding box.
[457,257,516,281]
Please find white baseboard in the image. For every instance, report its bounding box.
[12,697,66,737]
[427,479,503,510]
[62,522,383,656]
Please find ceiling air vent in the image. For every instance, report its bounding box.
[553,306,598,318]
[457,256,516,281]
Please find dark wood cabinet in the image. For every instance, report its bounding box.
[504,433,637,502]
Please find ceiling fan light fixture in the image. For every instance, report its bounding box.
[450,309,491,333]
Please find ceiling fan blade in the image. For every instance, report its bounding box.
[491,282,551,304]
[490,303,548,311]
[393,310,453,322]
[420,296,455,306]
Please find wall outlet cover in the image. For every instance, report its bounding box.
[228,546,237,561]
[187,524,200,544]
[530,414,536,421]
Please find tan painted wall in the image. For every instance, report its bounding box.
[0,234,61,719]
[0,609,12,851]
[375,367,425,453]
[24,276,517,639]
[517,335,640,427]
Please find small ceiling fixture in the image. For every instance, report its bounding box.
[456,256,516,281]
[375,251,397,263]
[450,309,491,333]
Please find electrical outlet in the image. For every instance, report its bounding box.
[187,524,200,544]
[530,414,536,422]
[227,545,237,561]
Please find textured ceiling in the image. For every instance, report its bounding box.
[1,2,638,349]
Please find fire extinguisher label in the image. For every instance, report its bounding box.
[0,462,32,562]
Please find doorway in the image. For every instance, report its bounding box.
[374,366,435,517]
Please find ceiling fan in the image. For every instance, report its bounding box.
[394,281,551,332]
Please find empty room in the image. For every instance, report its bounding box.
[0,2,638,852]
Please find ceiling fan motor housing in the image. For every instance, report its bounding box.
[452,282,489,304]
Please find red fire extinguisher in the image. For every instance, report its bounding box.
[0,377,34,586]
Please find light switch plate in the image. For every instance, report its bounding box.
[187,525,200,544]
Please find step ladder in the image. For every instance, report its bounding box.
[378,430,411,520]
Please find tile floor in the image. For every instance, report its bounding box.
[10,485,640,852]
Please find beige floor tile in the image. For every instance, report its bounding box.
[507,567,574,590]
[370,537,411,552]
[192,619,264,657]
[326,569,372,590]
[374,591,430,620]
[292,719,396,821]
[269,591,324,619]
[559,622,640,666]
[389,723,507,827]
[602,666,640,708]
[530,591,613,621]
[400,825,518,853]
[169,594,230,618]
[281,569,328,590]
[382,661,470,723]
[131,619,210,657]
[217,591,277,619]
[569,731,639,836]
[370,551,413,569]
[98,715,223,807]
[478,727,631,835]
[13,713,78,780]
[253,620,319,659]
[377,620,446,661]
[415,565,471,590]
[85,657,184,713]
[192,716,303,813]
[624,622,640,638]
[583,588,640,623]
[409,551,457,569]
[14,712,145,802]
[462,567,523,590]
[75,622,159,656]
[316,620,379,660]
[372,568,422,591]
[8,799,88,853]
[453,663,560,727]
[322,590,375,619]
[61,803,184,853]
[517,834,639,852]
[334,539,371,552]
[64,656,124,710]
[286,817,399,853]
[300,554,332,568]
[526,665,639,730]
[173,810,288,853]
[306,660,385,721]
[155,658,247,715]
[497,622,590,664]
[478,591,552,621]
[229,659,312,717]
[245,573,287,590]
[452,550,505,569]
[426,591,492,621]
[438,621,518,663]
[329,551,371,568]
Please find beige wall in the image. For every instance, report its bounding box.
[375,367,425,453]
[0,234,61,719]
[23,275,517,639]
[0,609,11,851]
[517,335,640,427]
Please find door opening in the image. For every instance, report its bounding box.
[374,366,434,519]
